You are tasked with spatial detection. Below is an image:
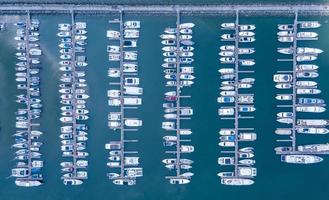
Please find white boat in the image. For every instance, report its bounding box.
[63,179,83,185]
[239,31,255,37]
[296,106,325,113]
[296,71,318,78]
[239,37,255,42]
[296,64,318,71]
[297,119,329,126]
[240,60,255,66]
[281,155,323,164]
[297,32,318,38]
[219,129,235,135]
[169,178,190,185]
[278,24,294,31]
[218,68,234,74]
[297,143,329,152]
[124,21,140,29]
[217,172,234,178]
[220,57,235,63]
[179,129,192,135]
[218,141,235,147]
[297,47,323,54]
[179,23,195,29]
[278,36,293,42]
[15,180,42,187]
[220,45,235,51]
[296,81,317,87]
[277,31,293,36]
[277,118,293,124]
[275,128,292,135]
[297,128,329,134]
[218,157,234,165]
[123,86,143,95]
[107,30,120,39]
[124,119,142,127]
[221,178,254,186]
[217,96,235,103]
[277,47,293,54]
[296,55,317,62]
[299,21,321,29]
[275,83,291,89]
[221,23,235,29]
[273,74,292,83]
[297,88,321,95]
[237,167,257,177]
[239,25,256,30]
[221,34,235,40]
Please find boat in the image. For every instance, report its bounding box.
[15,180,42,187]
[296,106,325,113]
[299,21,321,29]
[298,97,324,105]
[179,23,195,29]
[297,143,329,152]
[277,31,293,36]
[218,141,235,147]
[221,23,235,29]
[218,157,234,165]
[297,32,318,38]
[218,108,234,116]
[296,55,317,62]
[296,71,318,78]
[296,81,317,87]
[217,96,235,103]
[273,74,292,82]
[239,37,255,42]
[63,179,83,185]
[217,172,234,178]
[278,36,293,42]
[278,24,294,31]
[296,64,318,71]
[297,47,323,54]
[281,155,323,164]
[297,119,329,126]
[297,128,329,134]
[239,31,255,37]
[221,178,254,186]
[169,178,190,185]
[239,25,256,31]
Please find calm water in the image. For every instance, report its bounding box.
[0,12,328,200]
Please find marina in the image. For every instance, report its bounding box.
[58,12,89,185]
[106,13,143,185]
[218,12,257,186]
[274,12,329,164]
[161,11,195,184]
[11,14,44,187]
[0,2,328,199]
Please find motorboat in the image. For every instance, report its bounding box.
[297,47,323,54]
[281,155,323,164]
[278,24,294,31]
[239,25,256,31]
[219,129,235,135]
[273,74,292,82]
[296,64,318,71]
[296,88,321,95]
[239,37,255,42]
[299,21,321,29]
[296,81,317,87]
[221,178,254,186]
[298,98,324,105]
[297,127,329,134]
[218,141,235,147]
[218,157,234,165]
[217,96,235,103]
[221,23,235,29]
[278,36,293,42]
[297,143,329,153]
[169,178,190,185]
[296,55,317,62]
[296,106,325,113]
[297,32,318,38]
[296,71,318,78]
[239,31,255,37]
[63,179,83,185]
[297,119,329,127]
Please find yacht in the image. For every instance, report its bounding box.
[296,71,318,78]
[221,34,235,40]
[162,46,176,52]
[239,37,255,42]
[277,31,293,36]
[219,129,235,135]
[275,83,291,89]
[218,68,234,74]
[106,30,120,39]
[180,28,193,34]
[63,179,83,185]
[240,60,255,66]
[169,178,190,185]
[296,88,321,95]
[218,141,235,147]
[124,119,142,127]
[15,180,42,187]
[296,81,317,87]
[239,106,255,112]
[107,45,120,53]
[297,47,323,54]
[221,178,254,186]
[299,21,321,29]
[218,157,234,165]
[124,21,141,29]
[296,106,325,113]
[217,96,235,103]
[221,23,235,29]
[179,23,195,29]
[297,143,329,153]
[297,119,329,126]
[239,31,255,37]
[239,25,256,30]
[297,32,318,38]
[278,36,293,42]
[296,55,317,62]
[297,128,329,134]
[217,172,234,178]
[220,45,235,51]
[275,128,292,135]
[277,47,293,54]
[296,64,318,71]
[281,155,323,164]
[273,74,292,82]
